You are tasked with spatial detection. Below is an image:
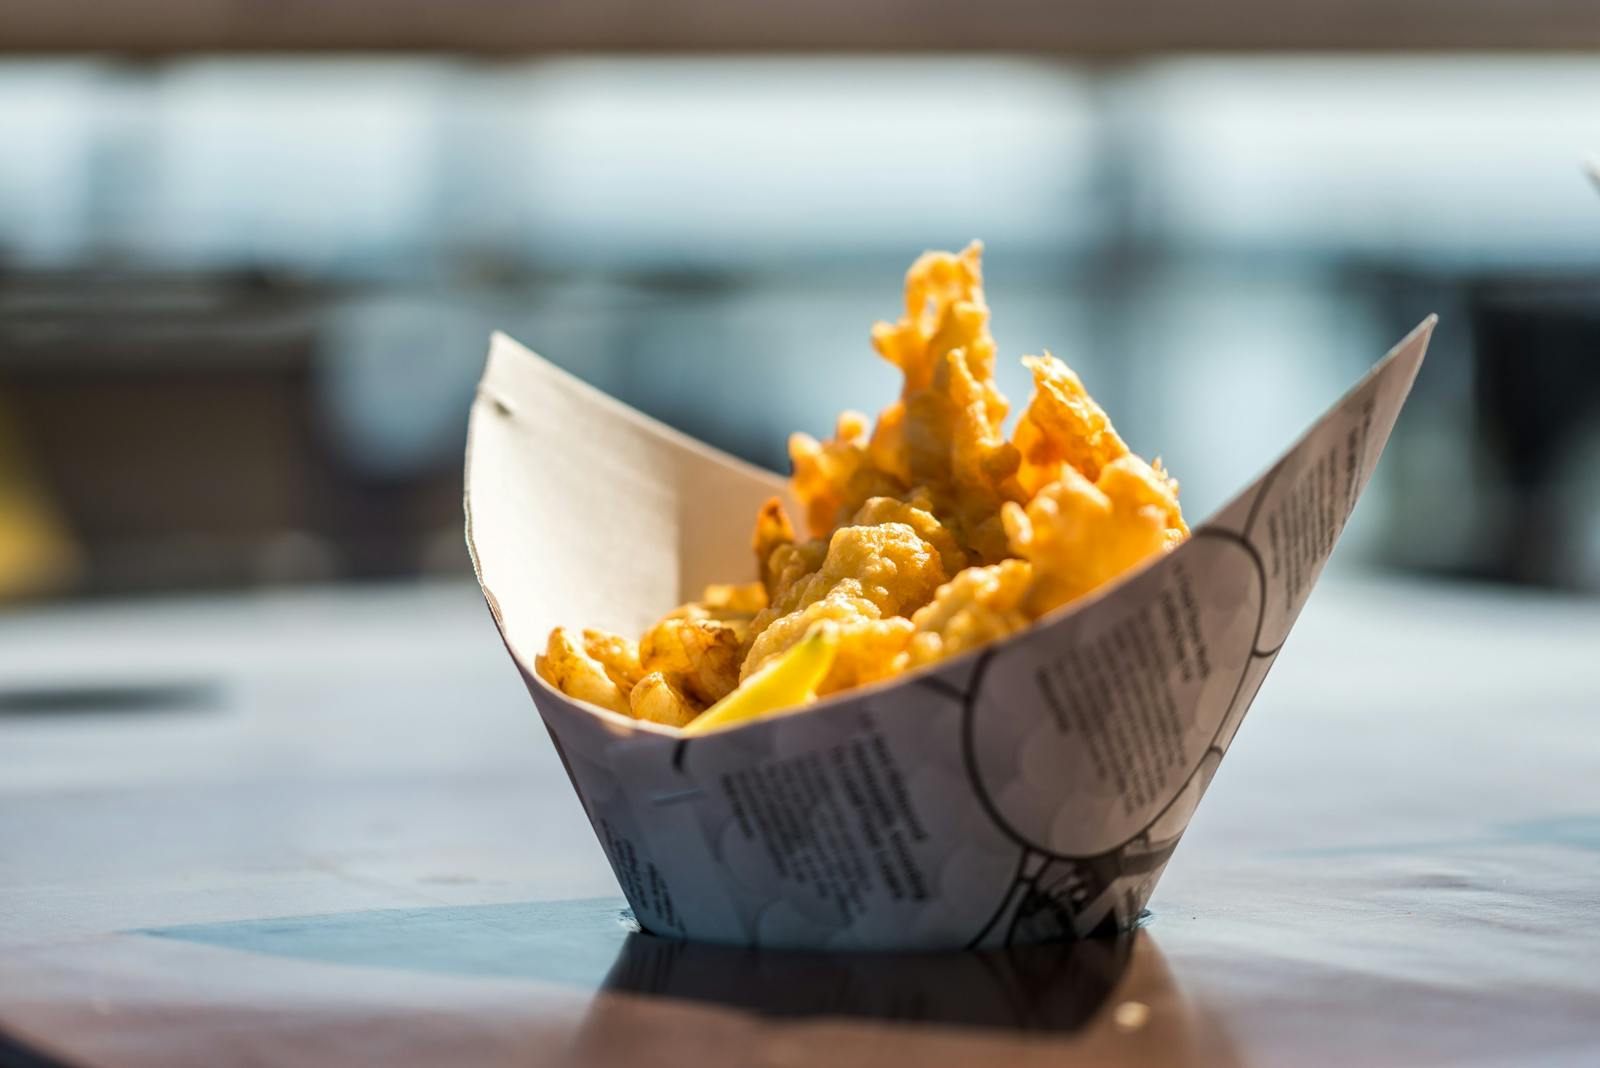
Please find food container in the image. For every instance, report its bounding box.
[464,316,1433,950]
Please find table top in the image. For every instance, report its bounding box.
[2,575,1597,1068]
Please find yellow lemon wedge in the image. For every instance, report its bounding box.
[681,623,839,735]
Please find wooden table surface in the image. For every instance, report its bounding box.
[1,576,1597,1067]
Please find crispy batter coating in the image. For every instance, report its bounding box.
[789,411,907,538]
[1143,459,1188,550]
[629,671,702,727]
[846,496,968,578]
[869,245,1008,475]
[758,521,949,623]
[700,582,767,616]
[1013,354,1129,497]
[864,243,1020,563]
[1003,455,1187,617]
[759,535,822,598]
[901,560,1033,669]
[752,497,796,597]
[748,594,914,696]
[943,347,1024,562]
[581,628,643,691]
[536,627,629,715]
[743,521,948,693]
[812,612,913,695]
[665,585,766,626]
[640,615,749,706]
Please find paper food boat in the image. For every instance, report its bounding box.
[465,317,1434,950]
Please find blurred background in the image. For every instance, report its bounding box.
[4,6,1600,604]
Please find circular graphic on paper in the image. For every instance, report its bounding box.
[1006,862,1100,944]
[962,532,1264,860]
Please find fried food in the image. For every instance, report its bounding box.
[664,582,766,624]
[639,615,748,706]
[761,536,830,612]
[753,521,948,625]
[753,498,796,597]
[901,559,1032,669]
[869,242,1007,489]
[790,412,906,538]
[743,520,948,694]
[1013,353,1129,497]
[1003,455,1187,617]
[629,671,702,728]
[846,495,968,577]
[536,627,630,716]
[753,600,913,697]
[538,244,1188,728]
[699,582,768,617]
[942,347,1023,562]
[581,629,644,691]
[866,242,1021,563]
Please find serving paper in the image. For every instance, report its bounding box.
[465,317,1433,950]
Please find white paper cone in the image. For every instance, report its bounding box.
[465,316,1433,950]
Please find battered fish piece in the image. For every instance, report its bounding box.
[750,594,912,696]
[752,498,796,598]
[629,671,702,728]
[632,582,767,708]
[743,520,948,693]
[640,615,748,706]
[790,411,906,538]
[869,242,1007,483]
[846,495,968,578]
[536,627,629,716]
[699,582,768,616]
[754,521,949,626]
[581,628,643,691]
[1003,455,1187,617]
[942,347,1024,562]
[900,560,1032,669]
[1151,460,1189,551]
[866,243,1020,561]
[1013,354,1130,497]
[762,537,829,611]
